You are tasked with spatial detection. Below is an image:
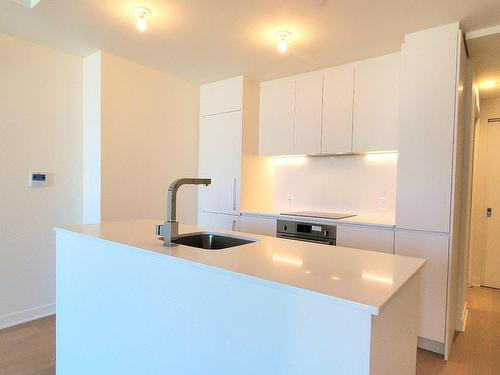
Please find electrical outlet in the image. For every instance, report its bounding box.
[378,197,388,210]
[287,194,293,205]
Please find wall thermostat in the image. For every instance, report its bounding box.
[29,172,47,187]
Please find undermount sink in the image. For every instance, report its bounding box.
[162,232,256,250]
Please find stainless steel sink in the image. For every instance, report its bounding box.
[161,232,256,250]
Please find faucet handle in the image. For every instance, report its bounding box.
[156,224,165,236]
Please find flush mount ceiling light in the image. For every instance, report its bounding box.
[479,80,499,90]
[134,6,151,32]
[276,31,292,54]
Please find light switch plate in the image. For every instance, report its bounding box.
[29,171,47,187]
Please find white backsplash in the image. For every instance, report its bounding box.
[271,154,397,217]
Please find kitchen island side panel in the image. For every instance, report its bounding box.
[56,231,372,375]
[370,274,420,375]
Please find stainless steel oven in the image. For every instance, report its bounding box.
[276,220,336,245]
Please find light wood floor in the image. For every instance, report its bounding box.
[416,286,500,375]
[0,316,54,375]
[0,287,499,375]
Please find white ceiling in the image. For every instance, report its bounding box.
[468,32,500,100]
[1,0,500,83]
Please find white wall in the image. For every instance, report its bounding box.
[469,97,500,285]
[99,52,199,224]
[83,52,101,224]
[271,154,397,217]
[0,33,83,327]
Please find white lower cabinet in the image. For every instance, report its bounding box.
[198,212,240,231]
[336,225,394,253]
[394,229,449,343]
[240,216,277,236]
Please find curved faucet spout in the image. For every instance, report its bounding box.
[162,177,212,246]
[167,178,211,222]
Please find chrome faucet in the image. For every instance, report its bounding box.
[157,178,211,246]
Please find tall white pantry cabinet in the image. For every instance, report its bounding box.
[395,23,467,359]
[198,76,265,230]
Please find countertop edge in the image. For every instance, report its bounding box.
[240,211,396,228]
[54,226,382,315]
[377,258,426,312]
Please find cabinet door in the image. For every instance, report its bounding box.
[198,212,240,231]
[336,225,394,253]
[198,111,242,214]
[395,26,459,233]
[200,76,243,116]
[240,216,277,236]
[352,53,400,153]
[295,73,323,155]
[322,65,355,154]
[259,79,295,156]
[395,230,449,342]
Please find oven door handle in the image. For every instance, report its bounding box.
[277,233,335,245]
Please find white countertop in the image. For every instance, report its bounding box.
[55,220,423,315]
[241,210,396,228]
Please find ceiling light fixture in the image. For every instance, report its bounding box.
[276,31,292,54]
[134,7,151,32]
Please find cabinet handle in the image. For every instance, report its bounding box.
[232,178,237,211]
[232,220,236,231]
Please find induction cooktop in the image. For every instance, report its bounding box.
[281,211,356,220]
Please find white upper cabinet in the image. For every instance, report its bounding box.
[295,73,323,155]
[258,53,400,157]
[322,64,355,154]
[200,76,243,116]
[259,79,295,156]
[352,53,400,153]
[198,111,242,214]
[395,25,459,233]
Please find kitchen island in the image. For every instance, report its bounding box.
[55,220,424,375]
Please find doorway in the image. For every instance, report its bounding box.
[469,99,500,289]
[467,31,500,290]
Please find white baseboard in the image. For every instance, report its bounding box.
[456,302,469,333]
[471,278,481,287]
[0,304,55,329]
